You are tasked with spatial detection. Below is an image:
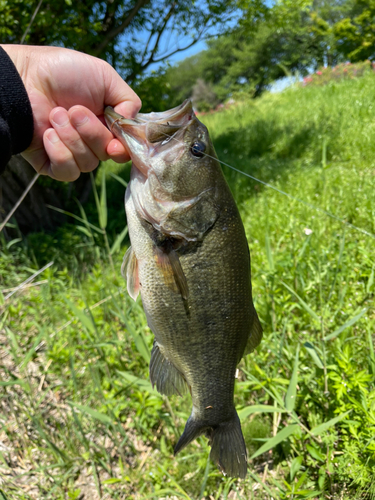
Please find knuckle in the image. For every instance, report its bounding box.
[51,163,80,182]
[55,149,73,165]
[68,135,84,149]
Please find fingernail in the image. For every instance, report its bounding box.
[47,130,60,144]
[52,109,69,127]
[71,109,89,126]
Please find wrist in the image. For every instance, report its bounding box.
[0,45,34,160]
[0,44,30,84]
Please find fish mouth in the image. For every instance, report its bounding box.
[104,100,195,175]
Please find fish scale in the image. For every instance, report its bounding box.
[105,100,263,478]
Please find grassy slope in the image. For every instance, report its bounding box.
[1,73,375,499]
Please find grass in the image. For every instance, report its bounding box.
[1,71,375,499]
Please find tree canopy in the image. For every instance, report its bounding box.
[134,0,375,112]
[2,0,374,110]
[0,0,236,83]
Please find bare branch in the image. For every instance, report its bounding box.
[126,3,178,82]
[141,28,156,62]
[144,2,177,65]
[92,0,150,56]
[101,0,117,34]
[20,0,43,44]
[151,29,206,65]
[126,27,206,83]
[149,13,233,64]
[125,5,235,82]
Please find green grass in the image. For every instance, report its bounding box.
[1,72,375,499]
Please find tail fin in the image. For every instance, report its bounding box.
[174,412,247,478]
[209,412,247,478]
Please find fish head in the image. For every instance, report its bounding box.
[104,100,219,201]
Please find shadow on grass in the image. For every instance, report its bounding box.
[212,118,319,204]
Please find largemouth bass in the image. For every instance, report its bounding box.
[104,100,262,478]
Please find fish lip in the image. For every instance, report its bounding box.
[104,100,196,176]
[104,100,193,131]
[104,106,120,130]
[104,106,141,131]
[136,99,193,124]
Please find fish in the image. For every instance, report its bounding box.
[104,100,262,478]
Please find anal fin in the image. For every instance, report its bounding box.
[150,341,188,397]
[121,246,140,301]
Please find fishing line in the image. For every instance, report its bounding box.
[213,155,375,240]
[161,130,375,241]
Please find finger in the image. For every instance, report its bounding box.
[43,128,81,182]
[106,138,132,163]
[69,105,131,163]
[50,107,100,172]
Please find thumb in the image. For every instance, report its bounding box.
[103,61,141,118]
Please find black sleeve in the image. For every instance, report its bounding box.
[0,46,34,175]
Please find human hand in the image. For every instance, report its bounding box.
[2,45,141,181]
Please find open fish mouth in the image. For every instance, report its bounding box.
[105,99,194,130]
[104,100,196,175]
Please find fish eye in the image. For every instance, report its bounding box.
[190,141,206,158]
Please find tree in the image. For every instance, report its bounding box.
[191,79,219,111]
[155,0,356,108]
[133,52,208,112]
[1,0,236,83]
[333,0,375,61]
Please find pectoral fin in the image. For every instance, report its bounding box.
[121,246,140,301]
[154,244,189,300]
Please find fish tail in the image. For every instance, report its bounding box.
[209,412,247,478]
[174,411,247,478]
[174,415,206,456]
